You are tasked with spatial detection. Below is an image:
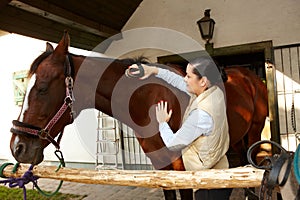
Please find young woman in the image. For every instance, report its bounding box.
[127,57,232,200]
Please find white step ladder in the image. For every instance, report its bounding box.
[95,111,121,170]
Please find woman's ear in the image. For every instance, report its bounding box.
[199,76,208,87]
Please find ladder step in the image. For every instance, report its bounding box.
[95,164,118,170]
[96,152,118,156]
[96,139,119,143]
[97,127,116,130]
[98,114,113,118]
[96,111,121,169]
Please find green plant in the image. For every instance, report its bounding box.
[0,186,87,200]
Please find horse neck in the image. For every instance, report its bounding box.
[72,56,127,118]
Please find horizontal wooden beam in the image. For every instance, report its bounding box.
[2,164,264,190]
[0,0,11,10]
[0,5,110,52]
[9,0,119,38]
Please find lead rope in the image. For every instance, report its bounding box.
[0,150,65,200]
[0,163,37,200]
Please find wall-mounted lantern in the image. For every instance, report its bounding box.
[197,9,215,44]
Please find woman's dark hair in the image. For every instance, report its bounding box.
[190,56,227,84]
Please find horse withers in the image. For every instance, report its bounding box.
[10,32,268,200]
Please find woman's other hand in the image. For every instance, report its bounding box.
[156,101,173,123]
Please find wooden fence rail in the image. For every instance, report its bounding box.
[2,164,264,190]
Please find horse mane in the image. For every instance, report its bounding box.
[28,51,85,77]
[29,52,223,82]
[120,56,186,76]
[120,56,150,65]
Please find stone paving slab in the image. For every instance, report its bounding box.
[1,177,251,199]
[34,178,167,200]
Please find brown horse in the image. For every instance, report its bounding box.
[9,32,268,200]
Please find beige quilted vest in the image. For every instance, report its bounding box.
[182,86,230,170]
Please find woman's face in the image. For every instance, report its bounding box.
[184,64,201,96]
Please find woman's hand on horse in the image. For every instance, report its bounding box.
[128,64,158,79]
[156,101,173,123]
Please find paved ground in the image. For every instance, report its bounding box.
[27,178,247,200]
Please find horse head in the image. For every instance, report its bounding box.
[10,32,75,165]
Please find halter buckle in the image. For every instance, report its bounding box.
[38,129,49,139]
[65,76,73,87]
[64,96,73,105]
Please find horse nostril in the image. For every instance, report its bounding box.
[14,143,26,157]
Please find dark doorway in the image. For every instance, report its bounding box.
[213,52,266,81]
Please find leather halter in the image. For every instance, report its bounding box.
[10,54,75,150]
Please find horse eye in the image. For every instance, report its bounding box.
[37,86,48,95]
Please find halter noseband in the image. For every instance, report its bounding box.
[10,54,75,150]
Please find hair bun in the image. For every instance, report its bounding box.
[190,56,227,84]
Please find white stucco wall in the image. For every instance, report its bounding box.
[105,0,300,59]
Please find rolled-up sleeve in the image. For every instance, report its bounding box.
[156,68,189,94]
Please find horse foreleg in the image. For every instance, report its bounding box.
[233,118,267,166]
[163,189,193,200]
[179,189,194,200]
[163,190,177,200]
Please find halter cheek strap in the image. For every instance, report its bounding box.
[11,91,72,149]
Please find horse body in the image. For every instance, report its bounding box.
[224,67,268,166]
[73,56,188,170]
[10,32,268,199]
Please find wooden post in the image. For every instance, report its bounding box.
[265,61,281,147]
[2,164,264,190]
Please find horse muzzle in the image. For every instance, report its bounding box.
[10,134,44,165]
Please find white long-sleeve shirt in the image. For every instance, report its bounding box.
[156,68,213,151]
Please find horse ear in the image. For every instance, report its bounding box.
[53,30,70,60]
[46,42,54,53]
